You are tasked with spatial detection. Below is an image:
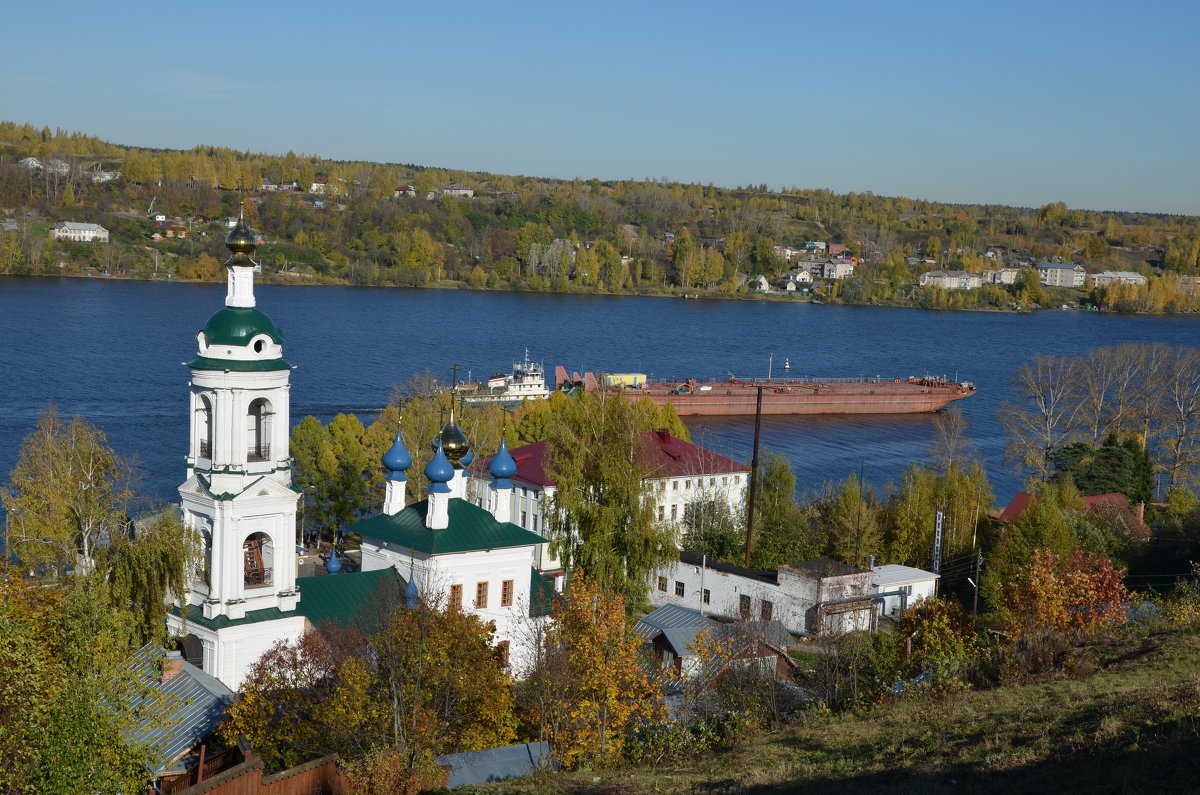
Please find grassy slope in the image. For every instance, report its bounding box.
[490,632,1200,794]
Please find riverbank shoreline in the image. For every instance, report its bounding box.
[2,271,1167,316]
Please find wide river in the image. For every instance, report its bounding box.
[2,277,1198,523]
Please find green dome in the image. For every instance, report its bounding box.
[202,307,284,346]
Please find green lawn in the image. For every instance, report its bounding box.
[484,630,1200,793]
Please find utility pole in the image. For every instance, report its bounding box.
[972,550,983,619]
[744,385,765,567]
[932,508,944,575]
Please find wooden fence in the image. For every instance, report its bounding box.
[170,746,447,795]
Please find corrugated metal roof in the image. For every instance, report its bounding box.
[352,497,547,554]
[125,646,233,772]
[634,603,712,639]
[435,741,555,788]
[872,564,939,588]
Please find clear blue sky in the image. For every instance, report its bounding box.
[4,0,1197,214]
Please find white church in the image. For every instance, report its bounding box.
[167,214,553,689]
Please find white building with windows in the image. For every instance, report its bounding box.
[50,221,109,243]
[870,564,939,617]
[919,270,982,290]
[1090,270,1147,287]
[353,434,554,673]
[1038,262,1087,287]
[649,552,875,636]
[470,432,748,579]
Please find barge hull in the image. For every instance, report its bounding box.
[619,387,972,416]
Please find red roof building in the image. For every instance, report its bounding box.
[998,491,1149,538]
[471,431,748,575]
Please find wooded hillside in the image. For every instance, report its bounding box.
[3,120,1199,312]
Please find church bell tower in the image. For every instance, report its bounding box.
[179,209,300,620]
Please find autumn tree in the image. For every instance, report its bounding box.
[896,597,978,681]
[523,570,662,769]
[0,562,161,793]
[1000,354,1083,480]
[682,495,743,562]
[543,392,677,604]
[291,413,372,542]
[825,472,881,568]
[1001,548,1129,635]
[748,452,821,569]
[223,600,516,775]
[2,406,133,577]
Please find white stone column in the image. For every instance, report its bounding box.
[226,265,256,307]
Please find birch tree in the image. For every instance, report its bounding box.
[999,354,1084,481]
[2,407,133,577]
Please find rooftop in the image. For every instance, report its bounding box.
[477,431,747,489]
[124,646,233,772]
[351,497,547,555]
[871,564,939,588]
[177,567,403,631]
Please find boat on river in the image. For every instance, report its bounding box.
[454,351,552,406]
[554,367,975,416]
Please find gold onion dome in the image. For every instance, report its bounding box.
[433,415,471,463]
[225,208,257,256]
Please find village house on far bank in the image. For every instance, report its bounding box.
[50,221,109,243]
[1038,261,1087,288]
[649,552,876,636]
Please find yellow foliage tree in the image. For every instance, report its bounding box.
[528,570,663,769]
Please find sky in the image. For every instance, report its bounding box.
[3,0,1198,215]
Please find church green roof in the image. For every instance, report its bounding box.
[202,306,284,346]
[186,355,292,372]
[176,568,402,631]
[351,497,548,555]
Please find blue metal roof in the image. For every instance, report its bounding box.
[435,741,555,788]
[124,646,233,773]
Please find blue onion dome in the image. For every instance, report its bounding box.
[489,436,518,480]
[382,430,413,476]
[425,442,454,491]
[460,450,474,468]
[403,577,420,609]
[325,549,342,574]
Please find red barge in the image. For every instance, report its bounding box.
[554,366,975,417]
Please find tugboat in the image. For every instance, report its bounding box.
[454,350,551,407]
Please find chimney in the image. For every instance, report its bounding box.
[161,651,184,683]
[1136,501,1145,524]
[868,554,876,570]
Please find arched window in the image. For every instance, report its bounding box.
[247,398,272,461]
[243,531,274,588]
[197,395,213,459]
[177,634,204,668]
[198,527,212,587]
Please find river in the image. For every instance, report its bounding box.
[2,277,1198,522]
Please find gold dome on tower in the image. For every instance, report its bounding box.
[225,204,257,256]
[432,411,471,463]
